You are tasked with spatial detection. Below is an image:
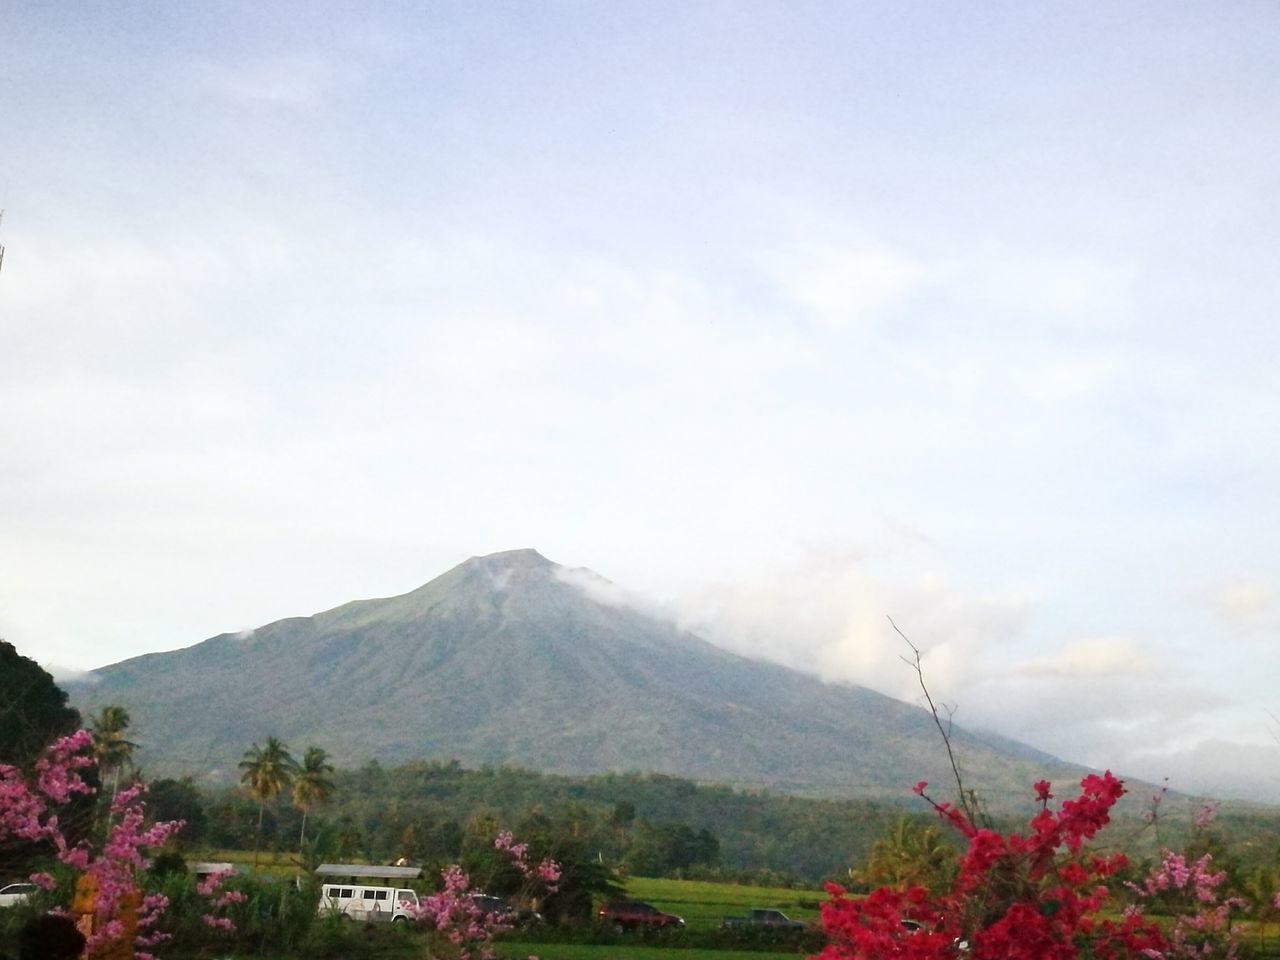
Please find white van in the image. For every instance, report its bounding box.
[318,883,419,923]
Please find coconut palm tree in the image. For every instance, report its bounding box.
[90,704,138,825]
[239,737,297,867]
[853,815,957,893]
[292,746,335,850]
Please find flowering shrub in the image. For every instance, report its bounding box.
[1123,803,1249,960]
[819,773,1166,960]
[414,831,561,960]
[196,867,248,932]
[0,730,200,959]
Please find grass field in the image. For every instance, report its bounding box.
[621,878,823,932]
[498,944,807,960]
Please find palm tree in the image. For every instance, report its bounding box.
[853,815,957,893]
[90,705,138,825]
[239,736,297,867]
[292,746,335,850]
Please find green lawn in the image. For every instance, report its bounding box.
[498,945,807,960]
[619,878,824,932]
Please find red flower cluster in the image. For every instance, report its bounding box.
[817,774,1166,960]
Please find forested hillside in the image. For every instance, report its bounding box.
[187,760,922,882]
[169,759,1280,886]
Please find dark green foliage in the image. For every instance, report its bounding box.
[0,640,81,767]
[147,777,208,845]
[149,849,188,877]
[198,760,909,882]
[0,644,99,879]
[626,821,720,876]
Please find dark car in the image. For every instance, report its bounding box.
[721,908,808,931]
[597,900,685,932]
[469,893,542,927]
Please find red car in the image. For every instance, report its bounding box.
[597,900,685,932]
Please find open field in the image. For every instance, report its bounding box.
[623,877,822,932]
[498,945,807,960]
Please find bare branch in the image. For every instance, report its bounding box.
[888,616,977,826]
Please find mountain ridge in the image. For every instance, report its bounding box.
[70,549,1092,806]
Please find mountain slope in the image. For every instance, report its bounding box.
[71,549,1089,803]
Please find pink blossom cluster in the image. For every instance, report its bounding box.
[196,868,247,932]
[1194,803,1220,831]
[413,834,561,960]
[1127,851,1247,960]
[80,784,184,956]
[494,830,561,893]
[0,730,186,960]
[136,892,173,960]
[411,865,500,960]
[0,729,95,844]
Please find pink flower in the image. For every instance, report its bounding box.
[29,872,56,891]
[1194,803,1219,830]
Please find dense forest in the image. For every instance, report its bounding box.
[151,756,1280,890]
[160,760,913,883]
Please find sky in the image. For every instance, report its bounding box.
[2,1,1278,801]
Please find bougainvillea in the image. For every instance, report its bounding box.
[819,773,1166,960]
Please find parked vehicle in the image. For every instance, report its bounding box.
[0,883,36,908]
[317,883,419,923]
[469,893,543,927]
[597,900,685,932]
[721,908,808,931]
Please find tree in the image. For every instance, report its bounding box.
[852,814,957,894]
[238,736,297,867]
[90,704,138,804]
[148,777,209,846]
[0,640,81,767]
[292,745,335,850]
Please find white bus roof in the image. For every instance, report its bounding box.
[315,863,423,880]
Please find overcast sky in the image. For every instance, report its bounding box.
[2,2,1278,802]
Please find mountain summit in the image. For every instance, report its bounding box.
[71,550,1084,800]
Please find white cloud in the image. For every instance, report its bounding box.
[674,549,1028,704]
[1009,637,1155,679]
[47,663,97,684]
[1213,580,1274,623]
[766,242,925,332]
[197,54,353,107]
[554,565,667,618]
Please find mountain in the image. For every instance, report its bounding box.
[70,548,1090,805]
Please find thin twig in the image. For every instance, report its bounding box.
[889,616,977,826]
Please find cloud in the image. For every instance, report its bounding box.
[1213,579,1274,624]
[674,549,1028,704]
[668,549,1261,791]
[47,663,97,684]
[197,54,354,107]
[765,242,925,332]
[1121,740,1280,804]
[554,565,666,618]
[1009,637,1155,679]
